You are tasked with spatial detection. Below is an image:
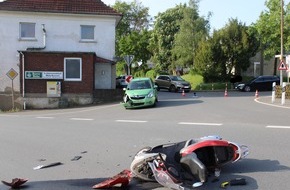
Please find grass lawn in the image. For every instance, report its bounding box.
[182,74,231,91]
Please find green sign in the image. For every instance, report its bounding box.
[25,71,63,79]
[25,71,42,79]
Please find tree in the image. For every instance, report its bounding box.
[254,0,290,75]
[118,30,152,74]
[112,0,152,75]
[171,0,210,71]
[194,19,259,82]
[149,5,185,74]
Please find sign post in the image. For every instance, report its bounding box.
[6,68,18,109]
[124,55,134,75]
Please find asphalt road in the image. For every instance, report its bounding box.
[0,90,289,190]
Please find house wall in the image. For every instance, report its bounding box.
[0,11,117,93]
[22,52,95,93]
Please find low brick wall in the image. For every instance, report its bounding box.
[0,93,22,111]
[0,89,124,110]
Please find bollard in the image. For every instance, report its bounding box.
[272,82,276,103]
[281,82,286,105]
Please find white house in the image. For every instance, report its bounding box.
[0,0,122,109]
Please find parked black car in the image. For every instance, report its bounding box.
[236,75,280,92]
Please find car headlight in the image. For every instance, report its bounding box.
[147,91,154,98]
[238,84,245,88]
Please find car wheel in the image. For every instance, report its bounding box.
[156,84,160,91]
[169,85,176,92]
[244,86,251,92]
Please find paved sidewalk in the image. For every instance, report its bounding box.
[255,96,290,109]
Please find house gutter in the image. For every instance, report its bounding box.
[19,51,26,109]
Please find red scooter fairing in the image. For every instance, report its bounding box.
[130,136,249,188]
[92,170,131,189]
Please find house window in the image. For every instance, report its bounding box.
[20,22,36,39]
[80,25,95,41]
[64,58,82,81]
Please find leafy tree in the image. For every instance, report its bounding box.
[112,0,152,75]
[254,0,290,75]
[149,5,185,74]
[219,19,259,75]
[171,0,210,70]
[194,19,259,82]
[118,30,152,74]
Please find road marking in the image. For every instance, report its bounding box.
[178,122,222,126]
[116,120,148,123]
[36,116,54,119]
[70,118,94,121]
[266,125,290,129]
[255,98,290,109]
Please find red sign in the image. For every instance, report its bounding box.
[125,75,132,83]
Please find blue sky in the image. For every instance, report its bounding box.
[102,0,290,30]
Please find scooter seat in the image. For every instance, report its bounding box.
[180,152,207,183]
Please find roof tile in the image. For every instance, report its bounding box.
[0,0,121,16]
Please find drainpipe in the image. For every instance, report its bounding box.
[19,51,26,109]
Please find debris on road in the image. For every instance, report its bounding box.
[1,178,28,188]
[33,162,63,170]
[71,156,82,161]
[92,169,131,189]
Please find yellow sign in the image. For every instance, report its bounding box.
[6,68,18,80]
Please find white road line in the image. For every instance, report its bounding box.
[70,118,94,121]
[116,120,148,123]
[255,98,290,109]
[266,125,290,129]
[178,122,222,126]
[36,116,54,119]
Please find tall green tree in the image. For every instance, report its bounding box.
[112,0,152,75]
[219,19,259,75]
[254,0,290,75]
[171,0,210,71]
[194,19,259,82]
[149,5,185,74]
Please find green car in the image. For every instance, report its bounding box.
[122,78,158,109]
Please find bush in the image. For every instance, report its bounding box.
[146,70,157,80]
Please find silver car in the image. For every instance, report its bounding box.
[155,75,191,92]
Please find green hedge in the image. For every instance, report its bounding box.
[275,84,290,99]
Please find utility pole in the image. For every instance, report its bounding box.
[280,0,284,85]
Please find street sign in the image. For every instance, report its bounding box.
[278,60,288,70]
[124,55,134,66]
[6,68,18,80]
[25,71,63,79]
[125,75,132,83]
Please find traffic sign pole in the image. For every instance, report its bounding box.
[124,55,134,75]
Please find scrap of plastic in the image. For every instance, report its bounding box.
[33,162,63,170]
[71,156,82,161]
[92,169,131,189]
[1,178,28,188]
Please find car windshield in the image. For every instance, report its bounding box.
[170,76,184,81]
[128,80,151,90]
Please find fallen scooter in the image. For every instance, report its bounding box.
[93,135,249,189]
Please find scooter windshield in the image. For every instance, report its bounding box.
[148,161,184,190]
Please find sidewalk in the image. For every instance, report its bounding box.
[255,96,290,109]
